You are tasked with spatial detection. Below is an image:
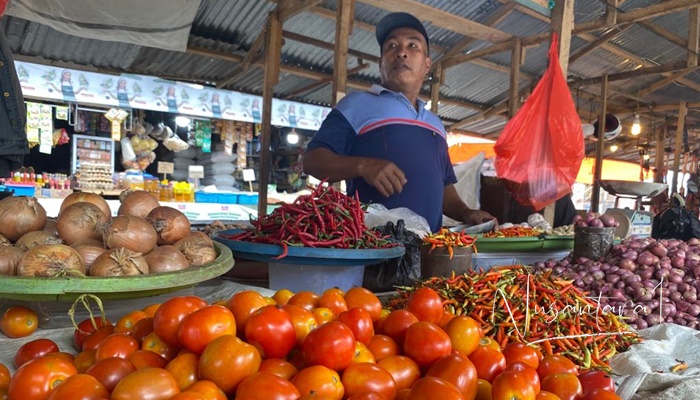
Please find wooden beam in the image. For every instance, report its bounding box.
[672,101,688,193]
[357,0,512,43]
[638,66,700,96]
[285,62,368,99]
[606,0,620,25]
[569,25,632,65]
[574,61,690,86]
[638,21,688,49]
[443,41,513,68]
[430,62,442,114]
[332,0,353,105]
[689,8,700,67]
[282,30,379,63]
[217,26,267,89]
[591,74,608,213]
[278,0,325,20]
[508,37,523,119]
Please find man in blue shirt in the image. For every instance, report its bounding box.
[303,12,495,232]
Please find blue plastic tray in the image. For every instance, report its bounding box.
[213,229,405,266]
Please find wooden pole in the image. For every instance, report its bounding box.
[508,37,523,119]
[655,127,666,184]
[430,62,442,114]
[591,74,608,213]
[332,0,353,105]
[672,101,688,193]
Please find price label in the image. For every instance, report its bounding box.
[242,168,256,182]
[189,165,204,179]
[157,162,174,174]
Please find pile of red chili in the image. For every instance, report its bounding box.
[221,184,397,258]
[423,227,477,259]
[483,225,542,238]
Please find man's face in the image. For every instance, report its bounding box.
[379,27,431,96]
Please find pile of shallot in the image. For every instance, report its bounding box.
[0,191,217,278]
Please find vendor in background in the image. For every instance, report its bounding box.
[303,12,495,232]
[0,14,29,179]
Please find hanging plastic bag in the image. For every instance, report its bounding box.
[494,34,584,210]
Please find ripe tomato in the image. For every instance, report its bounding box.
[291,365,344,399]
[347,393,388,400]
[245,305,296,359]
[131,317,154,343]
[502,342,541,369]
[319,287,348,316]
[14,338,59,369]
[165,352,200,390]
[478,337,501,352]
[73,350,96,373]
[177,305,236,354]
[437,310,456,329]
[426,353,478,399]
[444,316,483,357]
[45,373,109,400]
[183,380,227,400]
[344,287,382,322]
[0,363,9,391]
[338,307,375,344]
[8,355,78,400]
[352,341,377,364]
[168,392,205,400]
[378,310,418,346]
[406,287,444,324]
[491,370,537,400]
[540,373,583,400]
[259,358,299,380]
[403,322,452,369]
[536,391,562,400]
[111,367,180,400]
[73,317,112,350]
[577,370,615,394]
[85,356,137,392]
[580,388,622,400]
[312,307,337,325]
[113,310,148,335]
[302,320,356,371]
[273,289,295,306]
[236,372,301,400]
[281,304,317,347]
[342,363,397,400]
[396,389,411,400]
[82,325,115,352]
[153,296,207,347]
[504,362,540,393]
[377,355,421,391]
[475,379,492,400]
[537,355,578,380]
[141,331,180,361]
[408,376,466,399]
[468,345,506,383]
[367,334,400,361]
[228,290,270,332]
[127,349,168,369]
[287,291,321,311]
[141,303,161,317]
[198,334,261,395]
[0,306,38,338]
[95,333,139,360]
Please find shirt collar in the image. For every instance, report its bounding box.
[368,84,426,110]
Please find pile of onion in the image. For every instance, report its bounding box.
[15,231,61,251]
[0,196,47,242]
[72,241,106,274]
[175,232,217,266]
[144,245,189,273]
[118,190,160,219]
[90,248,149,277]
[147,206,191,245]
[17,244,85,277]
[0,245,25,276]
[57,202,108,245]
[103,215,158,255]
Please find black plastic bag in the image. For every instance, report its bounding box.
[652,203,700,241]
[363,220,422,293]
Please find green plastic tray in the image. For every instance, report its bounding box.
[542,235,575,250]
[474,236,544,253]
[0,242,234,301]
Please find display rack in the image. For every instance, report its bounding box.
[71,134,115,175]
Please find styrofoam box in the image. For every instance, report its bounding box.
[472,250,571,270]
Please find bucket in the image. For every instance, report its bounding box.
[420,245,472,279]
[268,262,365,293]
[573,226,615,260]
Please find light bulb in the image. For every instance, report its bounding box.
[631,113,641,135]
[175,116,191,127]
[286,131,299,144]
[610,144,618,152]
[643,154,650,160]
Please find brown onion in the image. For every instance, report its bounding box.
[73,242,107,274]
[90,248,149,277]
[0,245,25,275]
[0,233,11,246]
[71,239,105,248]
[174,232,217,266]
[17,244,85,277]
[147,206,191,246]
[43,219,58,236]
[0,196,47,242]
[118,190,160,219]
[57,202,106,245]
[143,245,190,273]
[60,192,112,221]
[15,230,62,251]
[103,215,158,254]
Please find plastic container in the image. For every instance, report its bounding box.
[195,191,218,203]
[6,184,37,197]
[573,226,615,260]
[472,250,571,271]
[217,192,239,204]
[268,262,365,293]
[237,193,259,205]
[420,245,472,278]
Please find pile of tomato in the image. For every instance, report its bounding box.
[0,286,622,400]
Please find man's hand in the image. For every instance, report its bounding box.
[462,209,497,226]
[357,158,407,197]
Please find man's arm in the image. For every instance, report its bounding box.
[442,184,496,225]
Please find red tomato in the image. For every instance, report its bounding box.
[168,393,205,400]
[236,372,301,400]
[153,296,207,347]
[282,304,318,347]
[259,358,299,380]
[291,365,344,399]
[344,287,382,322]
[14,338,59,369]
[73,350,96,373]
[114,310,149,335]
[95,333,139,360]
[577,370,615,394]
[437,310,456,329]
[198,335,261,395]
[504,362,540,393]
[127,349,168,369]
[312,307,337,325]
[273,289,295,306]
[403,322,452,370]
[82,325,115,352]
[537,355,578,380]
[302,320,356,371]
[478,337,502,352]
[444,316,484,357]
[426,353,478,399]
[491,369,537,400]
[377,355,421,391]
[396,389,411,400]
[408,376,466,399]
[177,305,236,354]
[338,307,375,344]
[580,388,622,400]
[475,379,492,400]
[131,317,154,344]
[46,373,109,400]
[245,305,296,359]
[8,355,78,400]
[502,342,541,369]
[142,303,161,317]
[348,393,388,400]
[74,317,112,351]
[165,352,200,390]
[287,291,321,312]
[85,356,137,392]
[378,310,418,346]
[111,367,180,400]
[141,331,180,361]
[0,306,38,338]
[183,380,227,400]
[541,373,583,400]
[406,287,444,324]
[342,363,397,400]
[319,287,348,316]
[0,363,9,391]
[367,335,400,361]
[352,342,377,364]
[468,345,506,383]
[536,391,562,400]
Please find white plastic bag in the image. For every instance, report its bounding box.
[364,204,430,238]
[443,152,485,226]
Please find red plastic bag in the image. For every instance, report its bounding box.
[494,34,584,211]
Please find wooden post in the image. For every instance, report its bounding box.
[332,0,353,105]
[430,62,442,114]
[655,127,666,184]
[689,7,699,67]
[591,74,608,213]
[258,11,282,218]
[508,37,523,119]
[672,101,688,193]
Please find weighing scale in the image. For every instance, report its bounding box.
[599,180,667,238]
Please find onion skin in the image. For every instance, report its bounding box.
[60,192,111,221]
[103,216,158,255]
[174,232,217,267]
[118,190,160,219]
[17,244,85,277]
[42,219,58,236]
[147,206,191,246]
[90,248,149,277]
[57,202,106,245]
[15,231,62,251]
[72,243,107,274]
[0,196,48,242]
[0,245,25,275]
[143,245,190,273]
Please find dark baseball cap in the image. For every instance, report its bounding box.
[376,12,430,52]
